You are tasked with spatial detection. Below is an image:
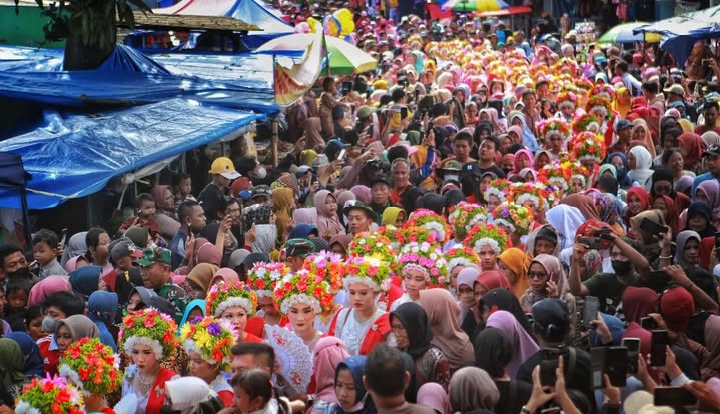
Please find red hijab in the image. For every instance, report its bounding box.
[678,132,707,170]
[652,194,679,236]
[625,187,651,223]
[475,270,512,292]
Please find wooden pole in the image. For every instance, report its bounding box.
[272,120,279,168]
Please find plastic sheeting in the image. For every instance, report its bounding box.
[0,45,278,114]
[153,0,293,48]
[0,99,261,210]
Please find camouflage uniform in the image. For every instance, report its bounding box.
[138,247,189,324]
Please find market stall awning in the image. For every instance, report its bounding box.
[0,99,261,210]
[598,21,661,44]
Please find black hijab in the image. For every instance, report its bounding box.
[390,302,433,359]
[479,288,533,336]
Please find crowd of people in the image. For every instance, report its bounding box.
[4,5,720,414]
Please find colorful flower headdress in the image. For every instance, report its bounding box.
[180,316,235,372]
[508,182,549,211]
[59,338,120,396]
[206,281,258,318]
[274,269,334,314]
[344,256,392,292]
[537,118,571,148]
[445,245,480,276]
[347,232,396,265]
[493,202,534,236]
[396,241,448,285]
[585,95,613,121]
[590,84,615,100]
[485,179,511,206]
[572,113,602,135]
[567,162,592,190]
[538,163,570,194]
[15,375,84,414]
[119,308,179,360]
[248,262,289,299]
[571,131,606,163]
[464,223,511,255]
[575,77,594,93]
[390,225,442,248]
[448,202,488,240]
[303,251,345,293]
[405,208,451,244]
[552,58,579,76]
[556,91,578,109]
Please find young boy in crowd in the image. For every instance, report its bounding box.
[37,291,85,375]
[118,193,161,236]
[173,173,196,205]
[32,229,66,278]
[4,277,31,331]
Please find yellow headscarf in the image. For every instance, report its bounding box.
[678,118,694,133]
[272,187,295,242]
[497,248,532,298]
[381,207,405,226]
[614,87,632,118]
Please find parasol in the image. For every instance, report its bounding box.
[598,22,661,44]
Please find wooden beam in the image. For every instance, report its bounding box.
[120,11,261,32]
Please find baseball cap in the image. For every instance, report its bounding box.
[459,162,482,180]
[531,298,570,338]
[284,238,315,258]
[615,119,633,130]
[356,106,376,121]
[663,84,685,96]
[369,174,392,187]
[295,165,311,178]
[704,143,720,157]
[209,156,241,179]
[137,247,172,266]
[342,200,378,221]
[440,159,462,172]
[250,185,272,200]
[111,240,143,263]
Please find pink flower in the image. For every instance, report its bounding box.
[314,274,323,284]
[297,281,308,292]
[367,266,378,276]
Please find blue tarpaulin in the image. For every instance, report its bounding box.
[0,45,279,114]
[0,99,261,210]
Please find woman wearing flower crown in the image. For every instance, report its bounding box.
[118,308,180,414]
[328,256,392,356]
[463,223,511,272]
[390,241,449,312]
[205,280,263,343]
[179,316,235,407]
[274,269,335,352]
[59,337,121,414]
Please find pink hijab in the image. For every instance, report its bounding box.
[315,190,345,241]
[312,337,351,402]
[486,310,540,377]
[150,185,174,213]
[187,238,222,270]
[419,289,475,372]
[209,268,240,287]
[513,149,534,174]
[28,276,71,307]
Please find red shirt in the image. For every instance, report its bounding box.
[37,335,60,376]
[695,125,720,136]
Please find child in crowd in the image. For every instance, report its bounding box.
[231,369,288,414]
[118,193,161,236]
[23,304,45,341]
[32,229,66,277]
[174,173,196,206]
[4,277,31,331]
[37,290,85,375]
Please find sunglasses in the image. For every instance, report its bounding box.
[528,271,548,280]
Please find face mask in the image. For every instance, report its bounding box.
[42,316,58,334]
[502,167,514,174]
[611,260,632,275]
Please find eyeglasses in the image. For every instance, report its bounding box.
[527,271,548,280]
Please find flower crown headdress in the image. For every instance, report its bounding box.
[585,95,613,121]
[590,84,615,100]
[347,232,396,265]
[303,251,345,293]
[572,113,602,135]
[538,163,571,194]
[248,262,289,299]
[571,131,606,163]
[552,58,579,76]
[404,208,451,244]
[119,308,178,360]
[556,91,578,108]
[206,281,258,318]
[464,223,511,255]
[493,202,534,236]
[444,246,481,276]
[485,178,512,205]
[447,202,488,240]
[390,225,442,248]
[396,241,448,285]
[567,162,592,190]
[180,316,235,372]
[274,269,335,314]
[344,256,392,292]
[508,182,549,211]
[537,118,571,147]
[59,338,121,397]
[15,375,84,414]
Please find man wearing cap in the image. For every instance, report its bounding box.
[664,84,686,108]
[197,156,240,223]
[110,239,143,273]
[369,174,394,224]
[343,201,376,235]
[284,238,315,273]
[692,144,720,195]
[607,119,634,155]
[695,101,720,135]
[138,246,188,323]
[248,185,272,207]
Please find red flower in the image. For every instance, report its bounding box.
[297,281,308,292]
[143,316,155,328]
